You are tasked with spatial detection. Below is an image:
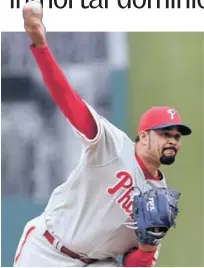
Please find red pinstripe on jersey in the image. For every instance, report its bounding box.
[15,226,36,264]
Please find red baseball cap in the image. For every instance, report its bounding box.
[138,106,192,135]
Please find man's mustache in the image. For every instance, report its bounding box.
[162,147,177,154]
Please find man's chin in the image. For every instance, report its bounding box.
[160,155,176,165]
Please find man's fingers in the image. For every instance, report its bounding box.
[23,1,46,46]
[23,1,43,20]
[23,3,43,32]
[24,21,42,32]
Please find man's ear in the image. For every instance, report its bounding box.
[139,131,149,146]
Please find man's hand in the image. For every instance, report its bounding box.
[23,1,46,47]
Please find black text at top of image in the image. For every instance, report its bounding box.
[10,0,108,9]
[10,0,204,9]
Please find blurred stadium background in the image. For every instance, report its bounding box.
[1,32,204,267]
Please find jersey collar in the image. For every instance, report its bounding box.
[135,153,162,181]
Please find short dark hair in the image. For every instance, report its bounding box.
[135,135,140,143]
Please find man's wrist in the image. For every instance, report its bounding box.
[139,243,158,252]
[31,42,47,48]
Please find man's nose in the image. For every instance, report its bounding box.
[168,137,177,145]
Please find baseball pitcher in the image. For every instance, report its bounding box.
[13,1,192,267]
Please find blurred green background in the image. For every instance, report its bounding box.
[2,33,204,267]
[128,32,204,266]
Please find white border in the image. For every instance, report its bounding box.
[0,0,204,31]
[0,28,2,268]
[1,0,204,268]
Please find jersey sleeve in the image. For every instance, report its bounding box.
[72,102,127,166]
[70,102,102,146]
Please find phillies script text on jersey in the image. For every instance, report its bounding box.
[107,171,133,218]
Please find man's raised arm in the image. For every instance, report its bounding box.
[23,1,97,140]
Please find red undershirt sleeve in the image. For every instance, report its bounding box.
[30,45,98,140]
[123,248,156,267]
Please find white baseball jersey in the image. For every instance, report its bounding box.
[43,103,167,260]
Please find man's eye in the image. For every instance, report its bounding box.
[163,132,181,140]
[164,132,171,138]
[175,135,181,141]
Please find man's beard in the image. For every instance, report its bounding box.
[160,154,175,165]
[160,147,177,165]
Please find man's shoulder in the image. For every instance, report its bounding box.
[100,115,133,142]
